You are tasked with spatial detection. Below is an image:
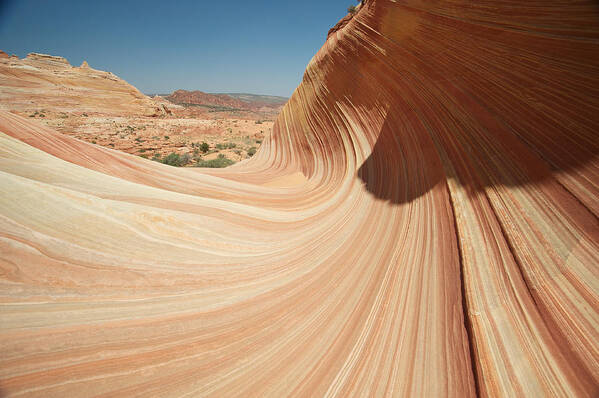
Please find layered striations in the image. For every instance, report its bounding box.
[0,0,598,396]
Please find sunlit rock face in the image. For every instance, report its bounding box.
[1,0,598,396]
[0,53,164,116]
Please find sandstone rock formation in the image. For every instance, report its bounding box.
[152,94,184,112]
[0,52,166,116]
[0,0,598,396]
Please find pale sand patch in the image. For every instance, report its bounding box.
[262,171,308,188]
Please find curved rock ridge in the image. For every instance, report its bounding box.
[0,0,598,396]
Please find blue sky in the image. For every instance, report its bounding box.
[0,0,357,97]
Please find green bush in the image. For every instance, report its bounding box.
[215,142,236,150]
[348,5,357,14]
[200,142,209,152]
[163,154,176,163]
[195,155,235,168]
[247,147,257,157]
[160,152,190,167]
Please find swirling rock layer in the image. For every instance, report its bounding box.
[1,0,598,396]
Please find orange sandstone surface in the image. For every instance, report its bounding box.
[0,52,165,116]
[1,0,599,396]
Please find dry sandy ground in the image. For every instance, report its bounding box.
[17,110,273,163]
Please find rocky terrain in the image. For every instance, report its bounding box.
[36,112,270,164]
[0,52,276,164]
[0,0,598,397]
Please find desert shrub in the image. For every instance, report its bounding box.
[195,155,235,168]
[200,142,209,153]
[247,147,257,157]
[255,140,262,144]
[348,5,357,13]
[164,136,169,140]
[255,120,263,124]
[215,142,236,150]
[151,153,162,162]
[161,152,186,167]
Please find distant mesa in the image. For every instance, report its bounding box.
[166,89,248,110]
[0,49,285,118]
[164,89,287,112]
